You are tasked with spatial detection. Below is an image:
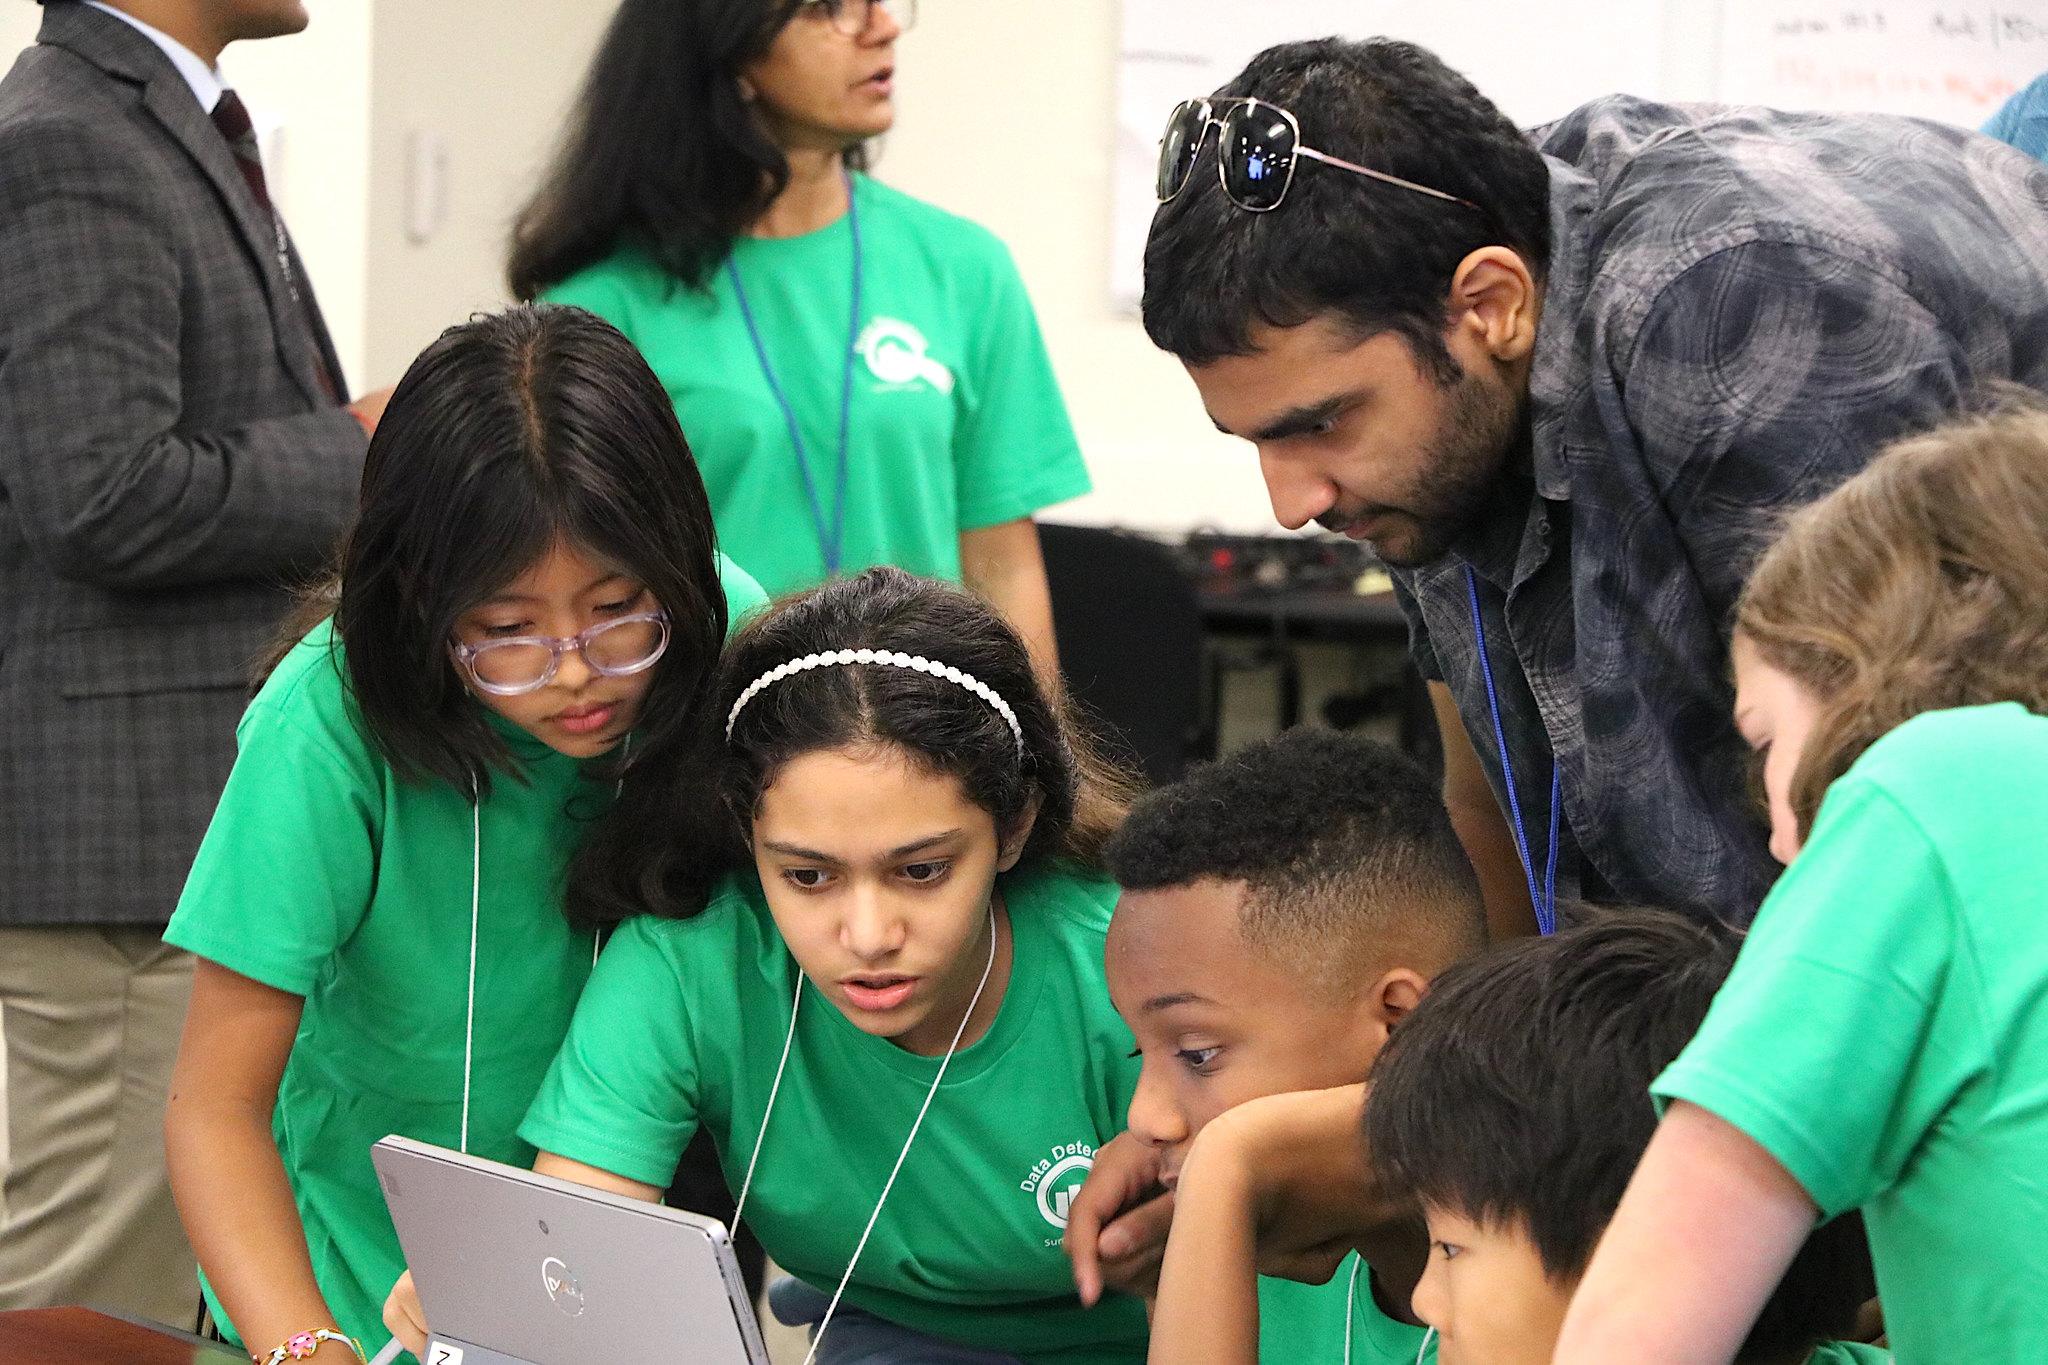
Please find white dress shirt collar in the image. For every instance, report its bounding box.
[82,1,226,112]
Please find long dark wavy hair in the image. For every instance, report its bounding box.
[265,305,726,808]
[508,0,870,300]
[570,567,1139,927]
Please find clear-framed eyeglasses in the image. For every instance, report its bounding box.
[452,611,670,697]
[798,0,917,37]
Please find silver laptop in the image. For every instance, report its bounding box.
[372,1136,770,1365]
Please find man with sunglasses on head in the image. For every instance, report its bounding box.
[1142,37,2048,943]
[1064,35,2048,1338]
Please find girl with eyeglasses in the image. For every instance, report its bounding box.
[509,0,1085,677]
[383,567,1153,1365]
[160,305,764,1365]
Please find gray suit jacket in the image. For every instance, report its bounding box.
[0,2,368,926]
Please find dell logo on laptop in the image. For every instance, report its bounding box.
[540,1255,586,1317]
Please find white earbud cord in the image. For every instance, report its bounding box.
[730,902,1001,1365]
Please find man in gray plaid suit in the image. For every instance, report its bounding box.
[0,0,385,1326]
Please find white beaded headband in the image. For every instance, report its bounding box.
[725,649,1025,754]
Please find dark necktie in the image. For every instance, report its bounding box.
[209,89,343,401]
[209,87,273,212]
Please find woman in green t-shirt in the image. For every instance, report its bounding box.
[507,0,1088,670]
[1557,403,2048,1361]
[161,305,763,1365]
[383,568,1150,1364]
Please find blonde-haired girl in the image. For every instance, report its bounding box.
[1557,397,2048,1364]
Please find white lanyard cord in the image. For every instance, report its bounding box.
[462,732,628,1158]
[733,900,1003,1358]
[729,901,1000,1365]
[461,793,481,1155]
[731,972,804,1232]
[594,737,629,974]
[801,902,999,1365]
[733,900,1002,1236]
[1342,1257,1436,1365]
[1343,1255,1360,1365]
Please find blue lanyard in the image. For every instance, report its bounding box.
[1462,565,1562,935]
[725,170,864,577]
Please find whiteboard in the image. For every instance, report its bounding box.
[1718,2,2048,127]
[1112,0,2048,307]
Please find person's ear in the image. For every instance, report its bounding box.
[1358,966,1431,1047]
[1445,246,1539,366]
[736,72,759,103]
[995,791,1043,872]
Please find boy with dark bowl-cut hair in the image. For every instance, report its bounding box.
[1358,912,1880,1365]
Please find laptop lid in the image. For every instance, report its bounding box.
[372,1136,769,1365]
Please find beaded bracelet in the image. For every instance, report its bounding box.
[254,1329,367,1364]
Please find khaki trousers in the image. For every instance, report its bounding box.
[0,926,198,1328]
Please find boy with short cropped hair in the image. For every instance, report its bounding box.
[1079,729,1486,1363]
[1072,732,1879,1365]
[1364,912,1881,1365]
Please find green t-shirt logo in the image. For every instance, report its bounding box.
[1020,1142,1097,1230]
[858,317,955,394]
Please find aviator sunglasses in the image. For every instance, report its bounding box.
[1157,96,1482,215]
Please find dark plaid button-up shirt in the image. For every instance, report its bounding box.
[1392,96,2048,925]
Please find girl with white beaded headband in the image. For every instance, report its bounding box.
[383,567,1148,1364]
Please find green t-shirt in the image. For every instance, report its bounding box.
[162,558,765,1358]
[1804,1342,1892,1363]
[1654,703,2048,1363]
[544,174,1091,596]
[1257,1255,1435,1364]
[520,863,1147,1363]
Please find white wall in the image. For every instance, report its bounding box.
[0,8,40,66]
[359,0,614,385]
